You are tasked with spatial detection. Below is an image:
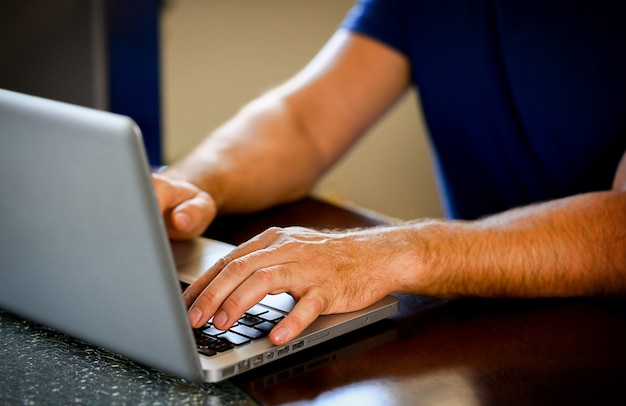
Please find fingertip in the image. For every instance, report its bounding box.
[212,311,228,329]
[270,294,323,345]
[188,307,203,327]
[270,326,290,345]
[174,211,192,231]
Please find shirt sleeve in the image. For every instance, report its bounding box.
[340,0,410,57]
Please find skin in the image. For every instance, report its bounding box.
[155,30,626,346]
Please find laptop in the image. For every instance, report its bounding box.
[0,89,399,382]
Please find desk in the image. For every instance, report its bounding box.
[2,197,626,404]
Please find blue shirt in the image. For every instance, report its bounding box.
[342,0,626,219]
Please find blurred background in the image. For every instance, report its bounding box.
[161,0,442,220]
[0,0,442,221]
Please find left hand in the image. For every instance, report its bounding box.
[182,225,420,345]
[152,174,217,240]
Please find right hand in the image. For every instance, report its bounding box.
[183,225,418,345]
[152,174,217,240]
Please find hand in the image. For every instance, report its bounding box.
[183,225,417,345]
[152,174,217,240]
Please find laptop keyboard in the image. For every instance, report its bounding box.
[193,303,285,357]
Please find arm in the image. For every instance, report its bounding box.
[184,150,626,345]
[415,188,626,299]
[156,30,411,238]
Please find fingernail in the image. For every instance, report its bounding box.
[188,307,202,326]
[213,311,228,328]
[271,327,288,344]
[174,212,191,230]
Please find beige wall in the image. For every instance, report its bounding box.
[160,0,443,220]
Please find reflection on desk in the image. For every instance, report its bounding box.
[235,296,626,405]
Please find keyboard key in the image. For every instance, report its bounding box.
[208,339,234,352]
[254,321,277,333]
[195,331,234,350]
[194,331,213,345]
[197,347,217,357]
[195,333,227,357]
[218,331,251,346]
[231,324,267,340]
[258,309,285,322]
[201,324,227,337]
[246,304,269,316]
[239,314,264,326]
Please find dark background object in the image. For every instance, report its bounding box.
[0,0,163,165]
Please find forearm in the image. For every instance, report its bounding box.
[164,31,411,216]
[404,190,626,298]
[163,93,328,215]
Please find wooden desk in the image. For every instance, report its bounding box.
[207,198,626,405]
[2,197,626,405]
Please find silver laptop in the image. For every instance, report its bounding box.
[0,89,399,382]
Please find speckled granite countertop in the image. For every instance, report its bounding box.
[0,310,257,405]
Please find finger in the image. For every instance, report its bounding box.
[152,174,217,239]
[152,173,204,213]
[183,230,274,302]
[168,191,216,240]
[184,230,285,327]
[196,235,293,303]
[151,174,173,214]
[187,254,285,328]
[269,289,326,345]
[210,263,298,330]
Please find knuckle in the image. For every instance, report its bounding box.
[285,314,306,332]
[193,289,219,311]
[216,255,231,270]
[221,295,244,313]
[252,267,275,286]
[300,291,326,313]
[224,257,251,278]
[196,190,212,207]
[261,226,283,240]
[266,226,282,234]
[280,239,302,252]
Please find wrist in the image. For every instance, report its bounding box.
[401,219,470,299]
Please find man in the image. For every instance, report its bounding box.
[154,0,626,346]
